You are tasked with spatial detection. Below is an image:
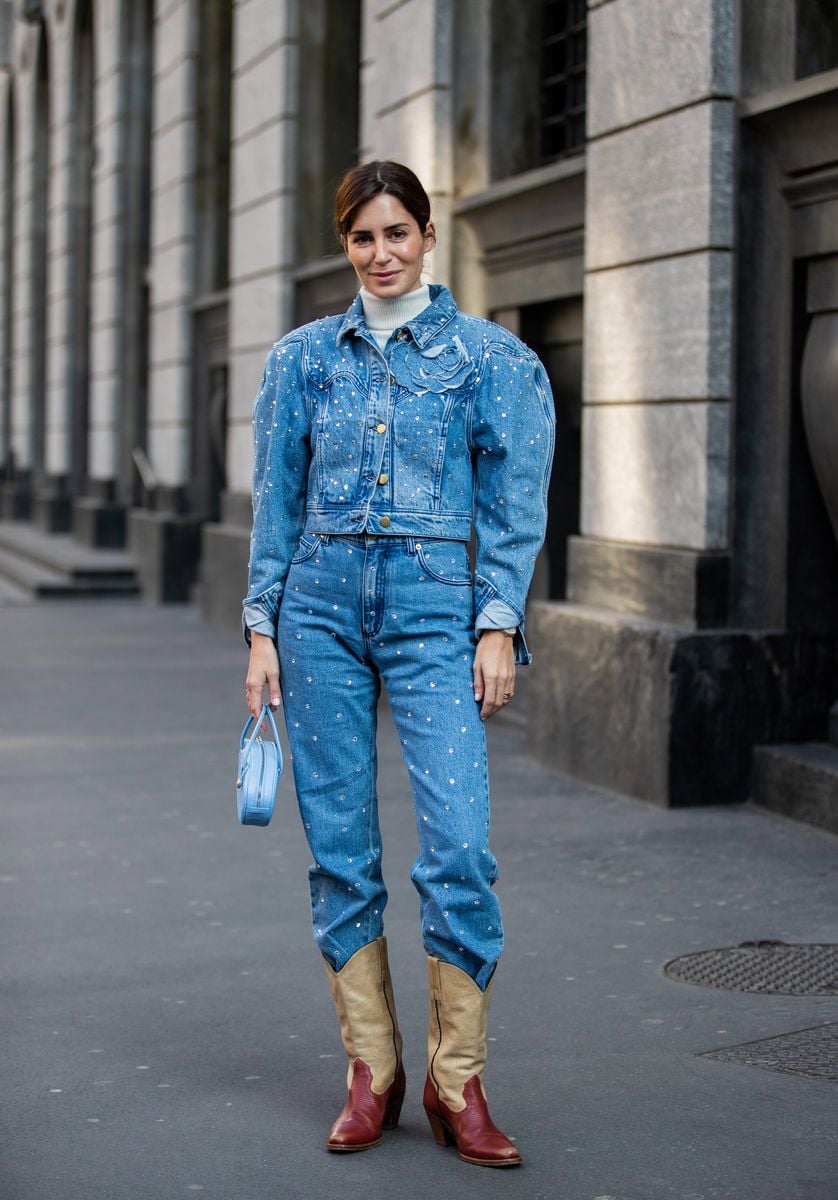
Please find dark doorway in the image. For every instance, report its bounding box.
[191,0,232,521]
[118,0,154,508]
[520,298,583,600]
[786,259,838,633]
[69,0,94,496]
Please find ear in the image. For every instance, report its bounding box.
[424,221,437,253]
[340,234,349,255]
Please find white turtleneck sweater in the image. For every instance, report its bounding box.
[357,283,519,638]
[359,284,431,349]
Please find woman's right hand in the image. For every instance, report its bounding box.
[245,631,281,719]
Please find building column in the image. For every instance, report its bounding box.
[127,0,201,598]
[200,0,299,628]
[32,3,76,532]
[71,0,132,546]
[531,0,741,804]
[0,65,13,502]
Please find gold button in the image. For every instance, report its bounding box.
[380,516,391,528]
[389,374,395,385]
[376,422,386,433]
[378,473,388,485]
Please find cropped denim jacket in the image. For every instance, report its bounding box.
[243,284,555,664]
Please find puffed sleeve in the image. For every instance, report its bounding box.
[469,343,555,665]
[241,336,312,645]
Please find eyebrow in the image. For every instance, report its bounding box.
[349,223,410,236]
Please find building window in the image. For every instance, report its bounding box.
[539,0,586,164]
[795,0,838,79]
[488,0,586,182]
[296,0,361,263]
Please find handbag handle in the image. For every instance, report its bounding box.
[240,704,281,755]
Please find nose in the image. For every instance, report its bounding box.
[372,238,391,264]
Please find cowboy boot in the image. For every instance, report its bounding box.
[324,937,406,1152]
[423,955,522,1167]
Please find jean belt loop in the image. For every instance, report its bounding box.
[406,536,416,555]
[319,533,331,545]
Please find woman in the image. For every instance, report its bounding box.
[243,161,554,1167]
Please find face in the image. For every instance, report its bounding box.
[343,192,435,298]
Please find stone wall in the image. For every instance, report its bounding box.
[575,0,737,619]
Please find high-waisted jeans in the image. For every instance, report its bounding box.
[277,532,503,991]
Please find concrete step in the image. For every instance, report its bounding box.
[752,742,838,836]
[0,521,140,598]
[0,572,31,604]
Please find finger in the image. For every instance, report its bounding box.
[480,674,501,720]
[245,676,264,720]
[267,667,281,709]
[472,659,484,703]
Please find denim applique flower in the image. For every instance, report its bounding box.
[406,334,474,395]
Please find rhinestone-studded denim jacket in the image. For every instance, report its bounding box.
[243,284,555,664]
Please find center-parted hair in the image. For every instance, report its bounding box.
[334,161,432,240]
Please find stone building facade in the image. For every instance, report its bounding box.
[1,0,837,819]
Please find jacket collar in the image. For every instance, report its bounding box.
[336,283,458,349]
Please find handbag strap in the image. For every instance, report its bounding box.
[240,704,281,754]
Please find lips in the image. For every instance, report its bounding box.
[371,272,399,281]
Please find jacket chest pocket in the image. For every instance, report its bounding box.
[390,391,462,509]
[313,374,369,503]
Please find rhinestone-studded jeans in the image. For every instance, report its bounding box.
[277,532,503,991]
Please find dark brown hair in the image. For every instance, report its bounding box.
[334,161,432,240]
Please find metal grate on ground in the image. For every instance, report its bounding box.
[702,1023,838,1081]
[663,941,838,995]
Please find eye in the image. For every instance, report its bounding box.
[390,229,407,240]
[351,233,371,244]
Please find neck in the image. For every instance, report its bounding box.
[360,284,431,349]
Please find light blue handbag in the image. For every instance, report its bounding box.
[236,705,282,826]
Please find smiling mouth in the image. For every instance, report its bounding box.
[372,271,399,279]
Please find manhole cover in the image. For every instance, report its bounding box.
[702,1023,838,1081]
[663,941,838,995]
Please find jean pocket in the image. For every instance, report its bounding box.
[290,533,322,564]
[415,541,472,586]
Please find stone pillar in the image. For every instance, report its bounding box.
[0,65,12,490]
[127,0,200,597]
[572,0,736,625]
[33,0,73,532]
[200,0,300,628]
[72,0,130,546]
[4,18,39,519]
[530,0,740,804]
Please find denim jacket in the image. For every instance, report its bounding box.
[243,284,555,664]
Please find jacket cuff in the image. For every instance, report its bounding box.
[242,606,278,648]
[475,597,521,631]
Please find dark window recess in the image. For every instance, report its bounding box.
[795,0,838,79]
[195,0,233,296]
[296,0,361,262]
[539,0,586,165]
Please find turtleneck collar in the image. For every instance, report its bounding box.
[359,284,432,349]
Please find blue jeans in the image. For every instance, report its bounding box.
[277,533,503,991]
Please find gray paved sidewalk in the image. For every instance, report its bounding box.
[0,600,836,1200]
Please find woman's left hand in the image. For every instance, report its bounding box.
[473,631,516,720]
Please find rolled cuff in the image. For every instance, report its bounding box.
[242,606,278,649]
[474,597,521,632]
